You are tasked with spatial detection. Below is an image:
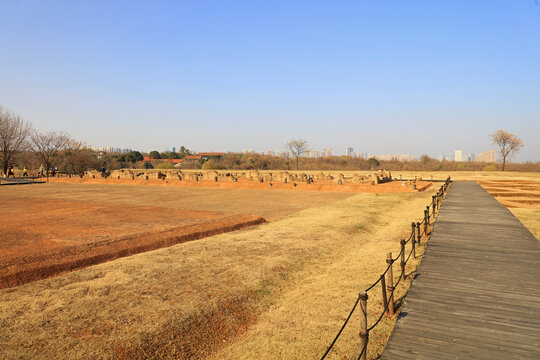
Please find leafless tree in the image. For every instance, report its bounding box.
[0,106,31,176]
[285,139,310,170]
[62,139,98,176]
[31,130,70,181]
[490,130,523,171]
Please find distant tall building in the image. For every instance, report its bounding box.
[308,149,320,158]
[476,150,495,163]
[454,150,463,162]
[172,147,176,153]
[345,147,354,157]
[90,146,132,153]
[375,154,416,161]
[437,154,444,162]
[321,147,333,157]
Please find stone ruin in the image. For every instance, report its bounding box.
[83,169,400,186]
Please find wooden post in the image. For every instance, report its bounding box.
[400,239,406,279]
[359,291,368,360]
[432,197,436,215]
[416,222,421,244]
[386,253,395,315]
[424,209,428,235]
[380,274,388,315]
[426,206,431,224]
[411,222,416,259]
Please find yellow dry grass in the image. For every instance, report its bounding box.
[0,184,438,359]
[509,209,540,241]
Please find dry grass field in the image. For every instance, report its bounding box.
[0,183,353,289]
[0,181,437,359]
[1,171,537,360]
[281,170,540,241]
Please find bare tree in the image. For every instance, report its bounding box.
[0,106,31,176]
[62,139,98,176]
[490,130,523,171]
[285,139,310,170]
[31,130,70,181]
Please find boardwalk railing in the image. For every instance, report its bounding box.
[320,177,452,360]
[0,176,45,185]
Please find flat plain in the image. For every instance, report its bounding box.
[1,171,538,360]
[0,183,353,289]
[0,180,436,359]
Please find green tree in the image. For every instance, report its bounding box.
[149,150,160,159]
[125,151,143,163]
[156,162,175,169]
[368,157,380,168]
[177,146,191,159]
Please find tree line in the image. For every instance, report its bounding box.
[1,106,531,177]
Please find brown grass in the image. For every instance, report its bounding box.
[0,183,437,359]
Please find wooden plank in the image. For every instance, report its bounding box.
[381,181,540,359]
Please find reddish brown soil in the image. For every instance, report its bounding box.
[0,195,265,289]
[49,177,433,193]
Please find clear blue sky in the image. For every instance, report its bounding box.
[1,1,539,161]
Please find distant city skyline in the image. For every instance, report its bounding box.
[92,143,501,163]
[1,2,538,161]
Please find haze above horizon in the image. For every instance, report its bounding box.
[1,1,539,161]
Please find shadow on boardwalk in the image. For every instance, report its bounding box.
[381,181,540,360]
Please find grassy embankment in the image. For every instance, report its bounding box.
[0,186,437,359]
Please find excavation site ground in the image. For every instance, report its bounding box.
[1,172,538,360]
[0,182,357,289]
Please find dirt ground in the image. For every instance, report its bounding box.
[0,186,438,360]
[0,183,353,289]
[0,193,265,289]
[47,176,433,193]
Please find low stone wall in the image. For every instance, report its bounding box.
[83,169,427,187]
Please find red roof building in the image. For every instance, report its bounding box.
[199,152,225,157]
[142,156,183,163]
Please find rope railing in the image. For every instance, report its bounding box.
[320,176,452,360]
[356,339,368,360]
[391,246,404,263]
[319,294,362,359]
[404,243,415,264]
[392,267,404,288]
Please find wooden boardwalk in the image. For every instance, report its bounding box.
[381,181,540,359]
